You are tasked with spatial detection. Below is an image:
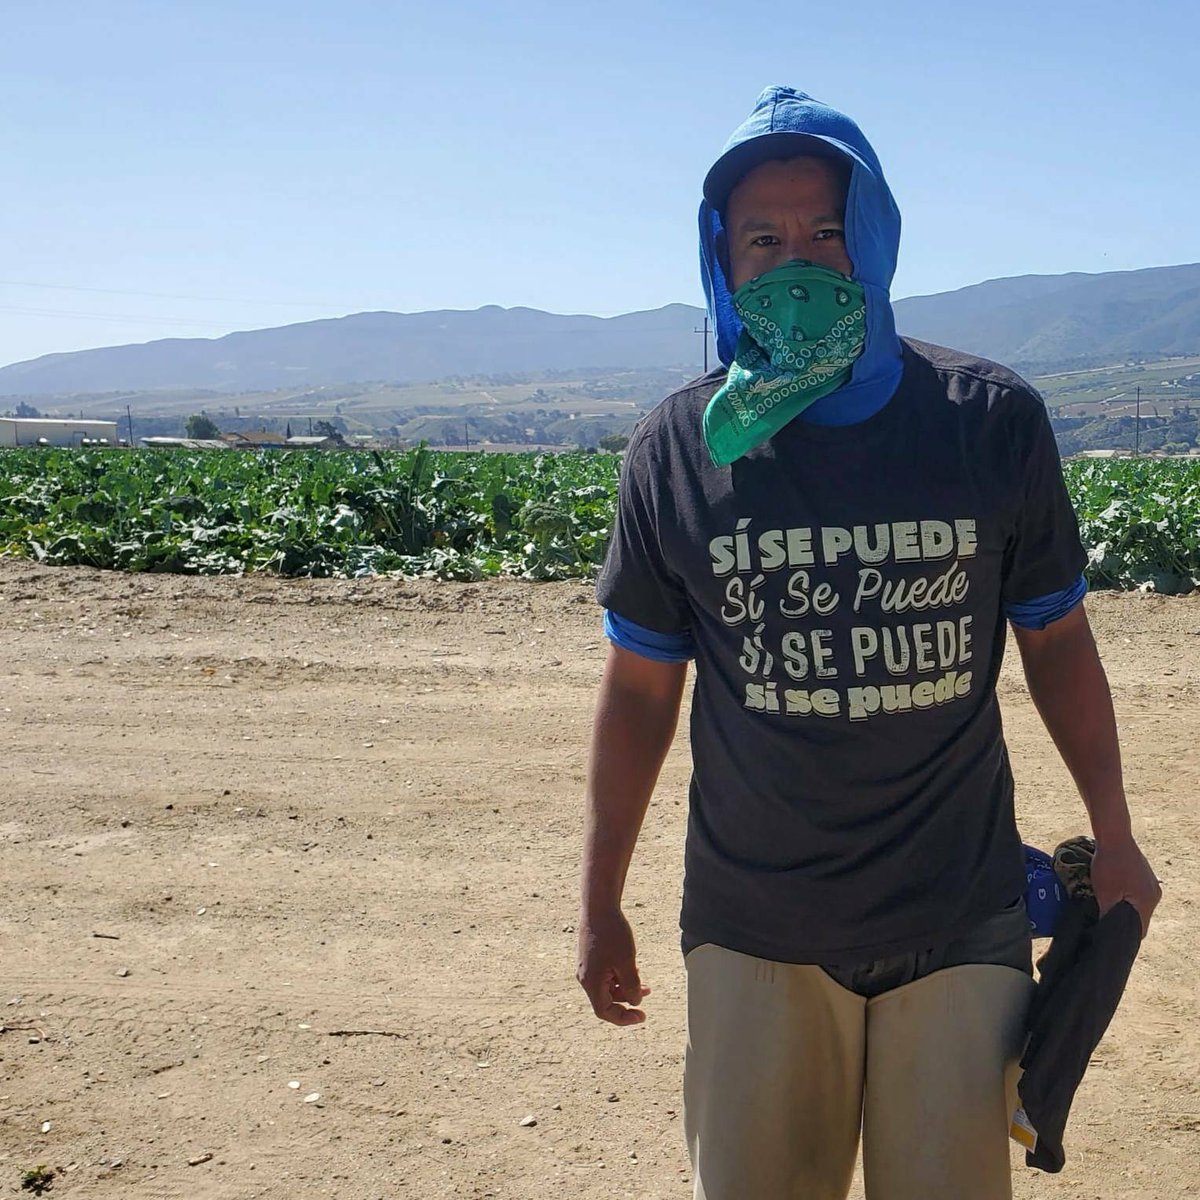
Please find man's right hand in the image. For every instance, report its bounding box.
[577,907,651,1026]
[577,645,684,1028]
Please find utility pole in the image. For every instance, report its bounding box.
[126,404,134,449]
[1135,386,1142,456]
[693,315,711,374]
[464,419,469,451]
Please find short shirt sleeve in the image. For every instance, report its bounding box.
[1002,397,1089,606]
[595,426,692,635]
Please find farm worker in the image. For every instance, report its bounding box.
[577,86,1161,1199]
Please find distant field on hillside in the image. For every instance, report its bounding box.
[10,354,1200,456]
[1036,354,1200,418]
[10,366,698,449]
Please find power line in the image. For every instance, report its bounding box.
[0,280,707,325]
[0,278,351,310]
[0,304,240,330]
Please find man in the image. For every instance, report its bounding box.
[576,87,1161,1199]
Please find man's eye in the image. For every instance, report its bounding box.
[750,235,779,248]
[815,229,845,241]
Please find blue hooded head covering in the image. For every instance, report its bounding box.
[700,86,904,426]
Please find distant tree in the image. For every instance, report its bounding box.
[286,422,293,439]
[598,433,630,453]
[14,401,41,418]
[186,413,220,438]
[313,420,346,444]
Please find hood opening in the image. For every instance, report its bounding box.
[699,87,905,426]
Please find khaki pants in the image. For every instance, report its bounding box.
[684,945,1033,1200]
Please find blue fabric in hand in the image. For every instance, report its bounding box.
[1024,844,1068,938]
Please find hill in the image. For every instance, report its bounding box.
[893,263,1200,374]
[2,262,1200,406]
[0,305,704,395]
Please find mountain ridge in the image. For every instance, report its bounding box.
[3,264,1200,395]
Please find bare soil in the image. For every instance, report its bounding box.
[0,560,1196,1199]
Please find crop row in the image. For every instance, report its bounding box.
[1,449,1198,593]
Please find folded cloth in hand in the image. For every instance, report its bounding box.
[1015,837,1142,1173]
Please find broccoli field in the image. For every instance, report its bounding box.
[1,448,1199,593]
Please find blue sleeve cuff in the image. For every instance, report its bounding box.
[603,609,695,663]
[1005,573,1088,631]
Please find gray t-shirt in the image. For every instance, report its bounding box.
[597,338,1088,965]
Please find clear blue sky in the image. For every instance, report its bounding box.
[3,0,1198,368]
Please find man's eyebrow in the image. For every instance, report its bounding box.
[732,214,845,235]
[733,218,778,235]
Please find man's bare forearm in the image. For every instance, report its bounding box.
[581,647,687,912]
[1013,603,1161,931]
[1012,605,1131,843]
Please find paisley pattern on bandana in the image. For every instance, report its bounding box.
[703,262,867,467]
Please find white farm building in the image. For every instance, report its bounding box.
[0,418,120,448]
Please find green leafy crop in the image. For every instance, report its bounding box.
[1065,458,1200,594]
[0,447,619,581]
[1,448,1197,592]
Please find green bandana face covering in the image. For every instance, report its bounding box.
[702,261,867,466]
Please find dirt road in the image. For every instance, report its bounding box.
[0,560,1195,1198]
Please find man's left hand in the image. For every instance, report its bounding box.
[1090,835,1161,936]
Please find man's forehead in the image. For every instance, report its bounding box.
[726,156,848,227]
